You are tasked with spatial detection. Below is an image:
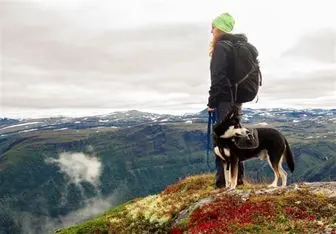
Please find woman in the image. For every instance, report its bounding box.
[207,12,245,188]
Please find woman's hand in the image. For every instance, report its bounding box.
[208,107,215,112]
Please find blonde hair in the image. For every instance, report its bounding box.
[209,27,225,56]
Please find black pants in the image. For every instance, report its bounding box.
[214,102,245,188]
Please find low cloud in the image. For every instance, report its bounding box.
[14,185,128,234]
[54,184,127,230]
[45,152,102,187]
[14,152,129,234]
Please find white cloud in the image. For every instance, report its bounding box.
[46,152,102,186]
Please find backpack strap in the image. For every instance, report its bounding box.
[259,66,263,86]
[218,41,237,103]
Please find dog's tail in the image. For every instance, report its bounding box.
[284,138,295,172]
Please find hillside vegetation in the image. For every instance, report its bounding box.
[57,174,336,234]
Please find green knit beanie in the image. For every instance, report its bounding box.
[212,12,235,33]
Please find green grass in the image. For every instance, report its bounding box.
[56,216,107,234]
[56,202,133,234]
[57,174,336,234]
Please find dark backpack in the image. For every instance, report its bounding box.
[223,40,262,103]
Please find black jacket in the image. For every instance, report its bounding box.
[207,34,248,108]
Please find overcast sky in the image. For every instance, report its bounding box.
[0,0,335,118]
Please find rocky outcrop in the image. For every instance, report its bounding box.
[173,182,336,228]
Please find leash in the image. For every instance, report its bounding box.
[206,111,217,170]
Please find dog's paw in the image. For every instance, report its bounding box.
[267,184,278,188]
[228,186,236,191]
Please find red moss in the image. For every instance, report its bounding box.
[284,207,316,221]
[170,227,184,234]
[188,196,276,233]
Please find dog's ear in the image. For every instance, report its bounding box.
[229,112,234,119]
[225,111,235,121]
[229,106,240,119]
[226,108,241,122]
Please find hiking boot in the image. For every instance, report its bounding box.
[237,161,245,185]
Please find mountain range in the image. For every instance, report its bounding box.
[0,108,335,234]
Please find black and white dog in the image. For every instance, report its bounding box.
[213,112,295,190]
